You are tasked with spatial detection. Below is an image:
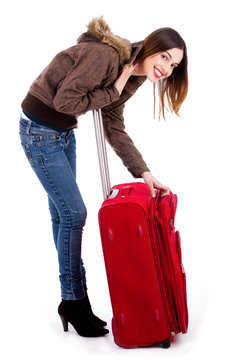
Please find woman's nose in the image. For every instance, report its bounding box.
[162,64,172,76]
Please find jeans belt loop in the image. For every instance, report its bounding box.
[65,130,71,143]
[25,119,32,134]
[21,111,32,134]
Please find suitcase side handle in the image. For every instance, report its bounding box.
[93,109,111,200]
[120,185,132,197]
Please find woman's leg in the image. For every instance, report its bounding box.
[19,116,109,336]
[19,118,86,300]
[47,131,87,288]
[48,196,59,248]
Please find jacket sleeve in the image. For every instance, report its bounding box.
[53,43,120,116]
[102,103,150,178]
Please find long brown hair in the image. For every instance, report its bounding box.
[130,27,188,120]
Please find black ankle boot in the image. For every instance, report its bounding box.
[58,298,109,337]
[83,285,107,327]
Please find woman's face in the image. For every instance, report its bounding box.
[137,48,184,82]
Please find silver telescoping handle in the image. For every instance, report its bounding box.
[93,109,112,200]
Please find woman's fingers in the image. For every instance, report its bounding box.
[141,171,171,197]
[154,181,170,195]
[154,181,170,197]
[148,181,156,198]
[159,187,171,196]
[114,64,135,95]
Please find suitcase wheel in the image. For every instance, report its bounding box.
[161,337,171,349]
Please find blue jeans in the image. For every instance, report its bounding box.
[19,114,87,300]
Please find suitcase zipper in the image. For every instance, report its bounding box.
[157,195,187,334]
[153,214,179,334]
[169,196,186,332]
[148,194,178,334]
[154,192,186,333]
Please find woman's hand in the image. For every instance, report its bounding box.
[141,171,171,198]
[114,64,137,96]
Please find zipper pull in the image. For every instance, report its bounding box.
[181,263,186,275]
[169,218,175,231]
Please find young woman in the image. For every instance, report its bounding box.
[19,16,188,338]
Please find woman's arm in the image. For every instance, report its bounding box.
[102,103,170,197]
[102,103,150,178]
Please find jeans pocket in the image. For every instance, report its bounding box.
[35,134,61,146]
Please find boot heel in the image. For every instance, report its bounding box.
[59,315,68,332]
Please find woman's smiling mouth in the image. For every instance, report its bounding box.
[153,66,163,79]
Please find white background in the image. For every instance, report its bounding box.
[1,0,240,358]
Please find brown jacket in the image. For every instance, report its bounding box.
[21,16,150,178]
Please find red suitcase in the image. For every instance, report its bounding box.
[93,109,188,348]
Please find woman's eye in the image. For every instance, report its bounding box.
[161,55,167,60]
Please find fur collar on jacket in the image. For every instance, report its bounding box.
[77,16,132,65]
